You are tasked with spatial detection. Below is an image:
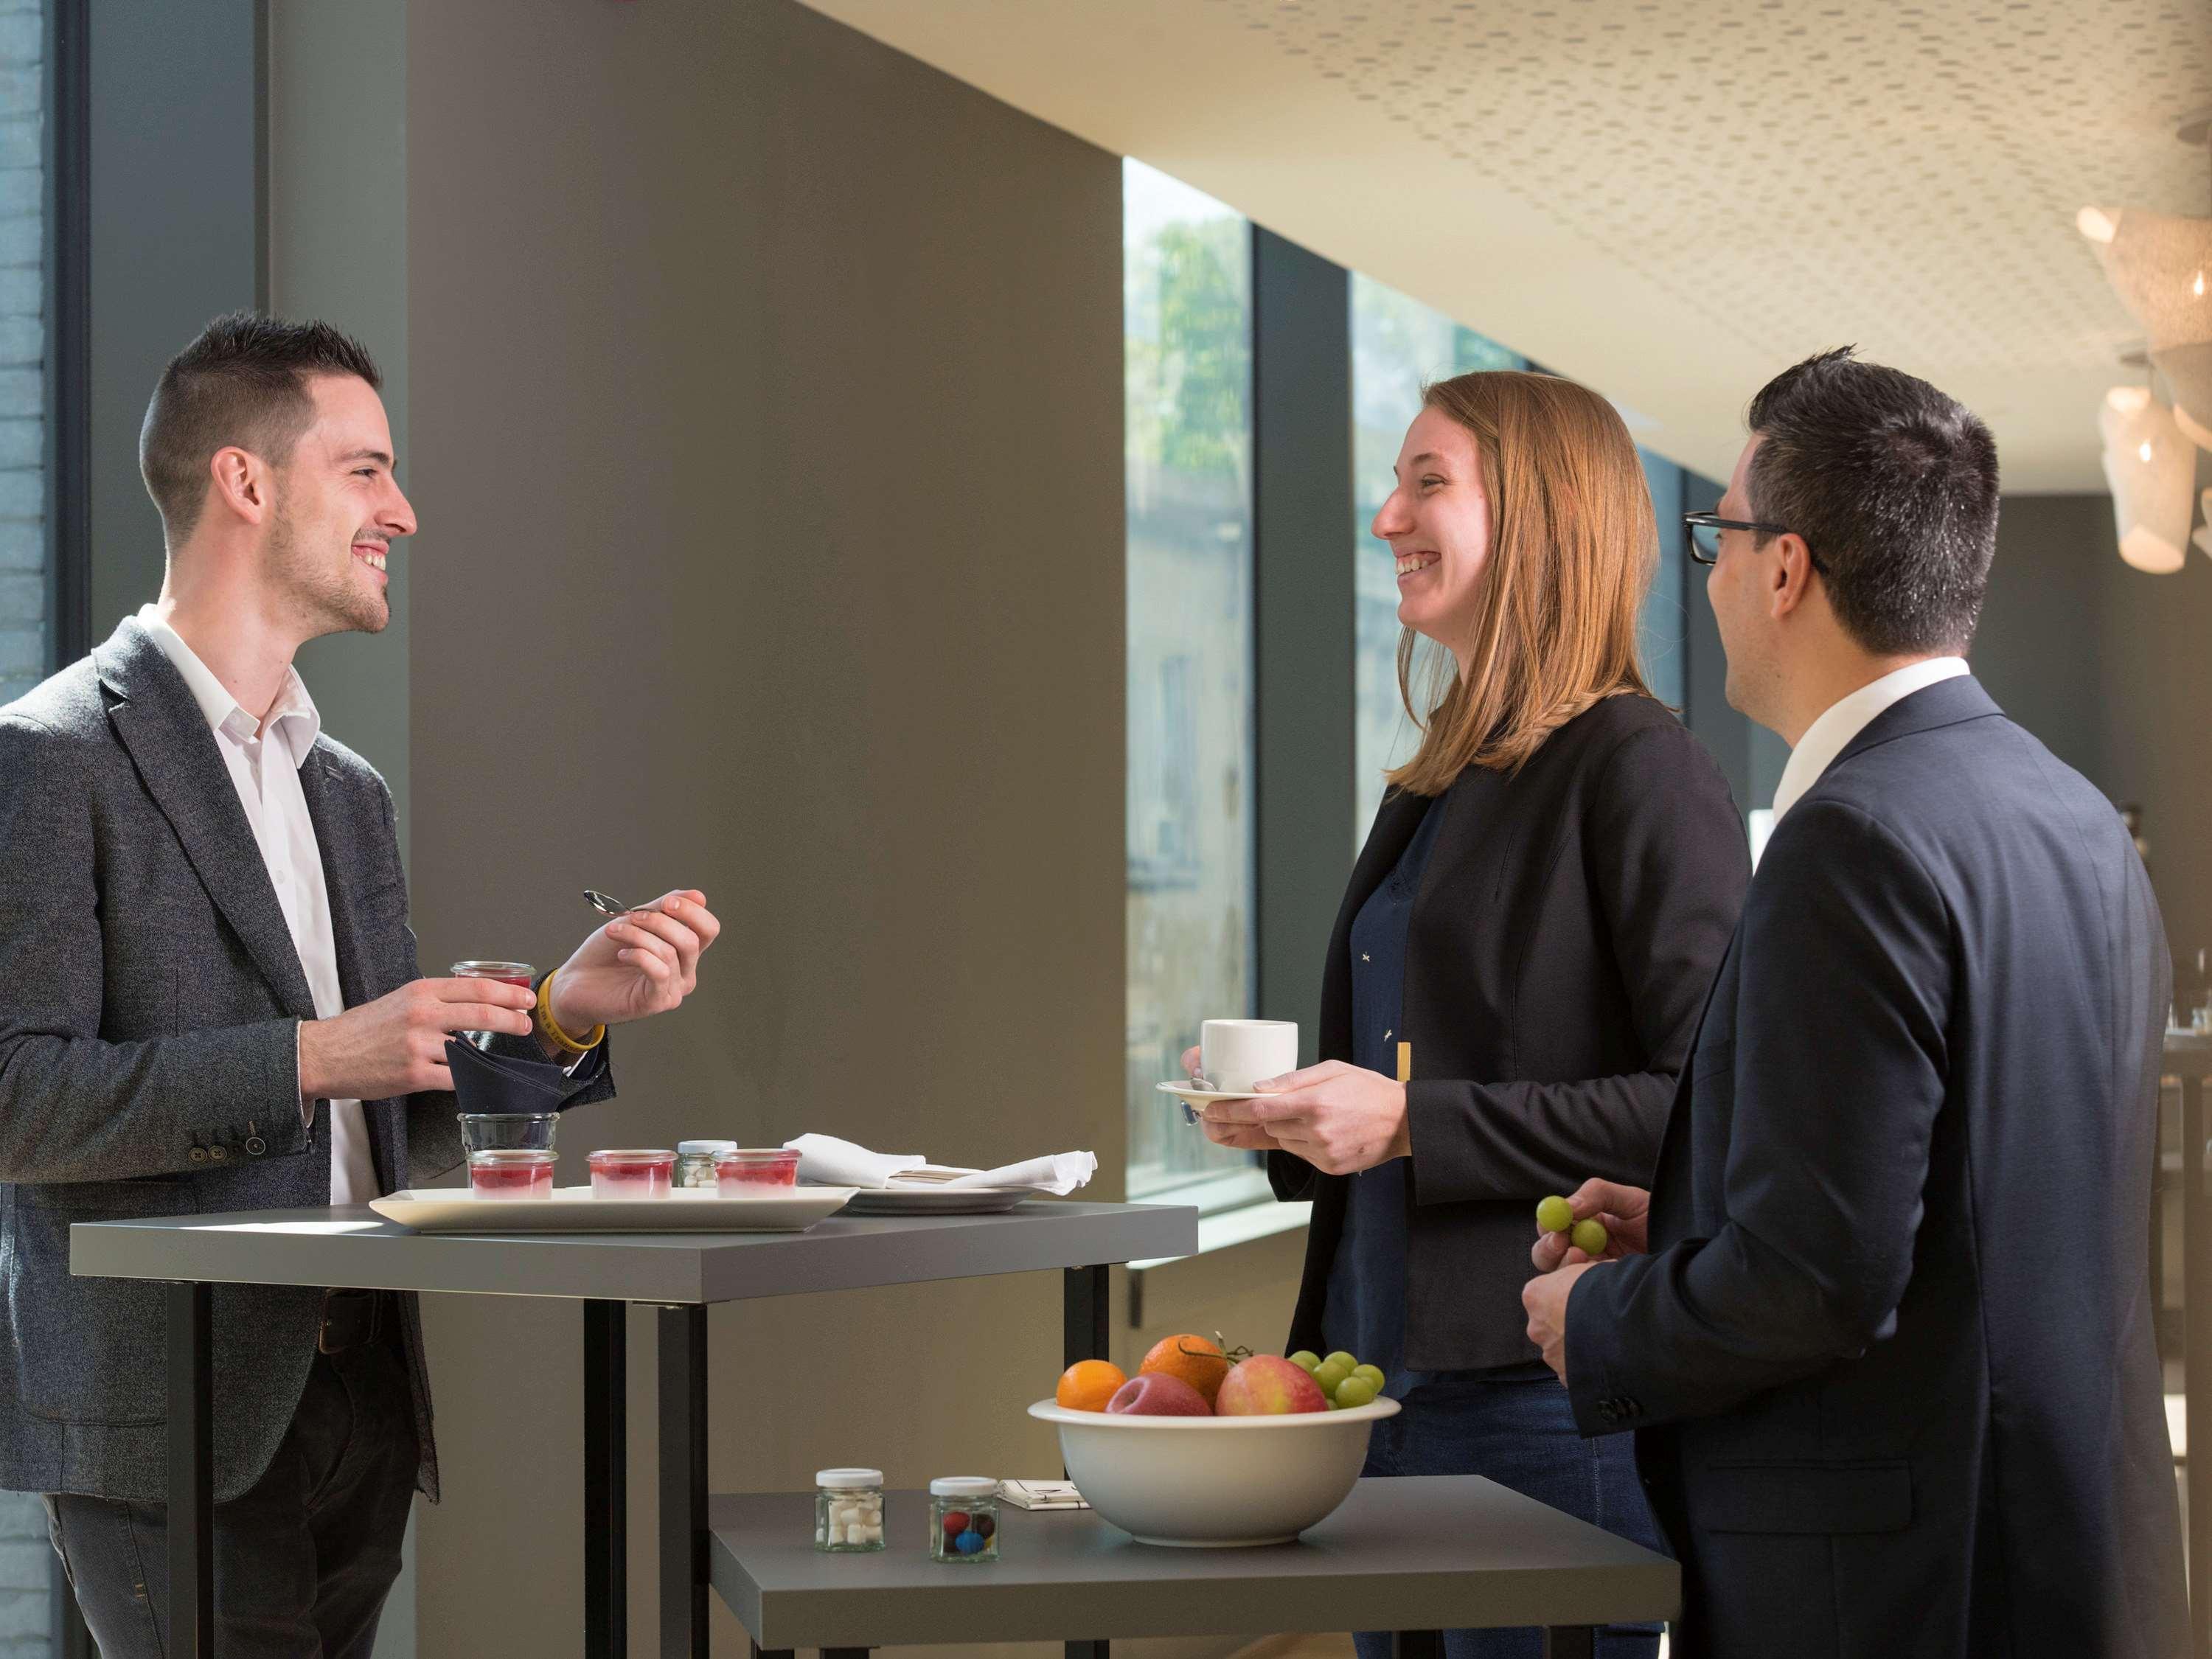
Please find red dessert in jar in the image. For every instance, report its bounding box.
[715,1148,801,1190]
[588,1149,675,1198]
[468,1148,556,1199]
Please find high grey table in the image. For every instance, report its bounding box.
[710,1474,1678,1658]
[70,1198,1196,1659]
[2163,1032,2211,1659]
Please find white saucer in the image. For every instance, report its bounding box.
[1155,1080,1276,1126]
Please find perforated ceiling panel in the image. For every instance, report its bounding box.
[799,0,2212,489]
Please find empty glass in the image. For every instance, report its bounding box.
[451,961,535,1051]
[457,1113,559,1155]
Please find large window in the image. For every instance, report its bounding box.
[0,0,45,709]
[1123,160,1258,1203]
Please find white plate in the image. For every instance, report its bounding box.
[832,1185,1046,1216]
[369,1185,858,1234]
[1155,1079,1276,1127]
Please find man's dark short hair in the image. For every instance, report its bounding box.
[1745,347,2000,656]
[139,312,383,542]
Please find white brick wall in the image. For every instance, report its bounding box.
[0,0,36,717]
[0,0,49,1638]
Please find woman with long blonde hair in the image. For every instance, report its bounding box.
[1194,370,1747,1658]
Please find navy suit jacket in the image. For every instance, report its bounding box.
[1565,677,2188,1657]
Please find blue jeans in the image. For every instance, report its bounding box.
[1352,1372,1665,1659]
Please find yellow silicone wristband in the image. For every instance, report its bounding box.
[537,970,605,1054]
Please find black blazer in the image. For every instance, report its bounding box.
[1565,678,2188,1658]
[1273,692,1748,1370]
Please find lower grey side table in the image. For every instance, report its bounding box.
[709,1475,1679,1658]
[71,1199,1196,1659]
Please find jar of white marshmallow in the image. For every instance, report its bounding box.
[815,1468,886,1552]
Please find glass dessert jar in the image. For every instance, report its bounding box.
[588,1149,675,1198]
[467,1147,556,1199]
[457,1113,558,1155]
[714,1148,801,1191]
[675,1140,737,1189]
[815,1469,885,1552]
[450,961,535,1051]
[928,1478,1000,1562]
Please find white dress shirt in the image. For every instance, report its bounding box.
[1770,656,1970,826]
[136,606,380,1205]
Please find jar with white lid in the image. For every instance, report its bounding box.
[815,1469,884,1552]
[675,1141,737,1189]
[928,1477,1000,1562]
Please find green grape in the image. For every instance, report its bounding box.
[1324,1394,1343,1409]
[1287,1350,1321,1372]
[1536,1195,1574,1234]
[1352,1363,1385,1390]
[1333,1374,1379,1409]
[1571,1217,1610,1256]
[1323,1350,1357,1372]
[1312,1362,1352,1397]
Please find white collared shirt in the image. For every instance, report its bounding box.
[1770,657,1970,826]
[135,605,380,1206]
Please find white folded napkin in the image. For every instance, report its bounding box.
[929,1151,1097,1195]
[782,1133,928,1190]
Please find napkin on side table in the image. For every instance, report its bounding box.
[930,1152,1097,1194]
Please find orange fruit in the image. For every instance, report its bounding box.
[1055,1358,1127,1413]
[1139,1334,1231,1405]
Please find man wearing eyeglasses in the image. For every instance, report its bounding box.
[1522,347,2186,1658]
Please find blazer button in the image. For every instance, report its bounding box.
[245,1135,267,1156]
[208,1146,227,1161]
[188,1147,208,1163]
[1596,1399,1618,1422]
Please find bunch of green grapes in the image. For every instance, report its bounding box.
[1536,1194,1609,1257]
[1288,1349,1387,1408]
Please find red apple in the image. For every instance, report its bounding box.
[1105,1373,1212,1416]
[1214,1354,1329,1416]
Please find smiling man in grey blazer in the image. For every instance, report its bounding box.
[0,313,723,1658]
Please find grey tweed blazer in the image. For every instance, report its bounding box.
[0,617,613,1503]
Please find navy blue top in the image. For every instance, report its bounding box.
[1323,788,1549,1394]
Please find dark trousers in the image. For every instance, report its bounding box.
[1352,1373,1666,1659]
[44,1319,418,1659]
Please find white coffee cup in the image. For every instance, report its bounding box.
[1199,1019,1299,1095]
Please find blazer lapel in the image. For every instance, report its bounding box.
[96,622,318,1022]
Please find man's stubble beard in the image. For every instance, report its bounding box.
[267,490,388,639]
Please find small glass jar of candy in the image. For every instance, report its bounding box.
[715,1148,800,1191]
[928,1478,1000,1562]
[675,1141,737,1189]
[467,1148,556,1200]
[588,1149,675,1198]
[815,1469,885,1552]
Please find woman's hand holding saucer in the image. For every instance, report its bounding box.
[1203,1060,1409,1175]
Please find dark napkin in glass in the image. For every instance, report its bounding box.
[445,1035,607,1115]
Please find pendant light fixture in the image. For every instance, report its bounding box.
[2098,386,2194,574]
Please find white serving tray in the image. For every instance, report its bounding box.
[369,1185,858,1234]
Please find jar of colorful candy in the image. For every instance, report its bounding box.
[928,1478,1000,1562]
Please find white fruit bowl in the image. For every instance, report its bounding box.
[1027,1396,1402,1547]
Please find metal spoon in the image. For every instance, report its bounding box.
[585,889,661,919]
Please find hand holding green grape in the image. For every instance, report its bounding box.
[1530,1179,1653,1271]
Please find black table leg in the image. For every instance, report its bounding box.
[585,1300,629,1659]
[1062,1267,1110,1659]
[658,1305,708,1659]
[1391,1635,1444,1658]
[1541,1629,1596,1659]
[745,1646,793,1659]
[168,1281,213,1658]
[2183,1074,2208,1659]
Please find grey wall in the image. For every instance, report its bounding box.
[1973,490,2212,972]
[397,2,1152,1652]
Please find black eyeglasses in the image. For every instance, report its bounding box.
[1683,510,1826,573]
